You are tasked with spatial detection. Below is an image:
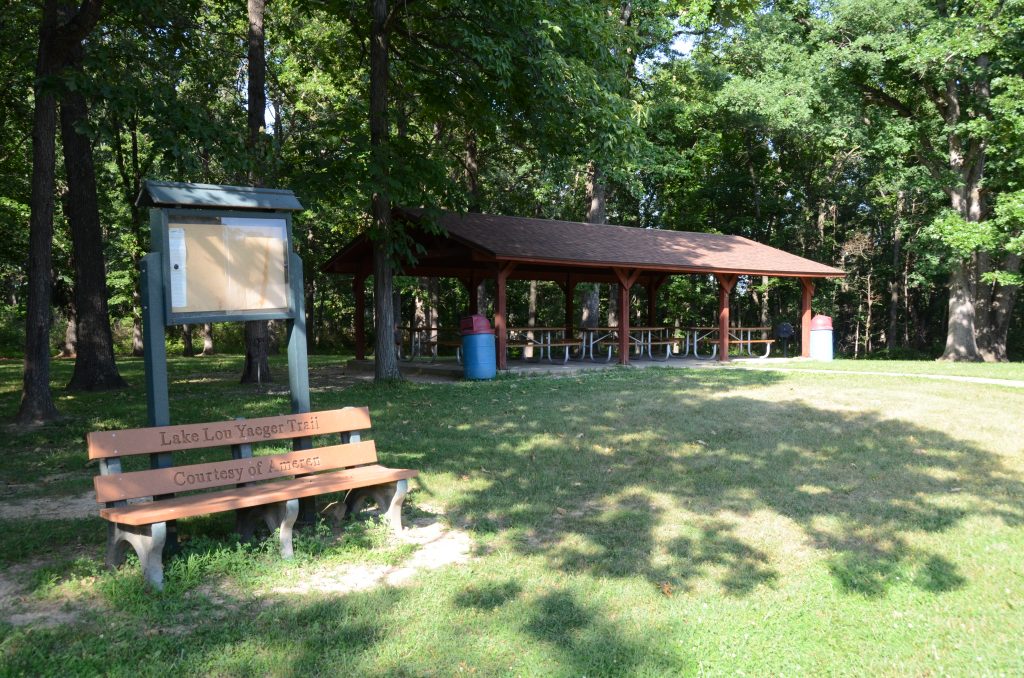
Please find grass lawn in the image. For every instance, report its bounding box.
[737,357,1024,381]
[1,355,1023,676]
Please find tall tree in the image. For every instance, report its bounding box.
[240,0,273,384]
[17,0,103,424]
[581,161,605,328]
[828,0,1018,360]
[368,0,401,381]
[61,67,127,390]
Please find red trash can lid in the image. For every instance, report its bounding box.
[810,315,833,330]
[460,314,492,335]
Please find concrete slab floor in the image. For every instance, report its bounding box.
[342,356,798,382]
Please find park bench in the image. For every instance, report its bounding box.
[87,407,417,590]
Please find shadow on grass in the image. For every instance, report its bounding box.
[362,368,1022,599]
[2,363,1021,674]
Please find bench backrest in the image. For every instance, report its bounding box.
[88,407,374,504]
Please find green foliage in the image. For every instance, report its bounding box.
[922,210,999,261]
[1,0,1022,368]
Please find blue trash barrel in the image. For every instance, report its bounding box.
[461,314,496,380]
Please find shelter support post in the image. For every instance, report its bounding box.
[800,277,815,358]
[353,274,366,360]
[495,262,516,370]
[716,274,738,362]
[613,268,641,365]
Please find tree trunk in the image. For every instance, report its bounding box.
[759,276,769,337]
[940,260,982,361]
[525,280,537,358]
[60,311,77,359]
[373,243,401,379]
[241,0,272,383]
[887,252,901,351]
[61,87,127,390]
[476,280,488,317]
[414,278,427,355]
[393,288,403,357]
[131,313,144,356]
[265,319,280,355]
[887,192,904,351]
[182,324,194,357]
[854,302,862,358]
[414,280,427,329]
[428,277,439,344]
[18,1,64,424]
[240,320,272,384]
[938,61,987,361]
[109,109,153,362]
[581,162,604,328]
[979,253,1021,362]
[200,323,215,355]
[464,131,480,212]
[370,0,401,381]
[865,273,873,354]
[247,0,267,163]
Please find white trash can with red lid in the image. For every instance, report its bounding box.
[809,315,834,361]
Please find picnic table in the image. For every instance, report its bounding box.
[578,326,676,361]
[683,326,774,359]
[399,325,461,362]
[506,326,579,363]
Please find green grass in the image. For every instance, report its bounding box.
[738,357,1024,381]
[1,355,1023,675]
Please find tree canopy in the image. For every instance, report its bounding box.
[1,0,1021,415]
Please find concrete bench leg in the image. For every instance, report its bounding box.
[236,499,300,558]
[345,479,409,535]
[106,521,167,590]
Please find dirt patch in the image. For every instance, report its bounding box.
[0,492,97,520]
[0,565,88,629]
[267,520,473,596]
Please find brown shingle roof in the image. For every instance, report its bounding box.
[393,208,844,278]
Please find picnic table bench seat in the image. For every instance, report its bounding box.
[645,339,675,361]
[87,407,417,590]
[546,340,579,362]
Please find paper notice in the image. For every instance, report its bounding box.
[168,228,187,308]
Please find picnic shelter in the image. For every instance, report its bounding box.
[323,208,846,369]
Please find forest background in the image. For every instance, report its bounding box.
[1,0,1022,422]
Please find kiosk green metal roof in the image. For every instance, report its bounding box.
[136,180,303,212]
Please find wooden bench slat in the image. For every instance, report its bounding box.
[87,407,371,459]
[94,440,379,503]
[100,465,418,525]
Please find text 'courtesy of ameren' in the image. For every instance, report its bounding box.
[173,455,323,487]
